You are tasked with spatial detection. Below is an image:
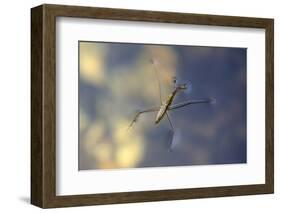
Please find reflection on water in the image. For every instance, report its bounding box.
[79,41,247,170]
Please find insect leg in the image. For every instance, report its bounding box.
[166,112,174,132]
[168,98,214,111]
[165,112,175,151]
[127,106,160,130]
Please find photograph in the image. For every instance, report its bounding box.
[78,41,247,170]
[30,4,274,208]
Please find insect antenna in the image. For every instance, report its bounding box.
[150,58,163,104]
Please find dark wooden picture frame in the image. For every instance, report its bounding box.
[31,4,274,208]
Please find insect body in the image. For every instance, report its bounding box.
[155,84,187,124]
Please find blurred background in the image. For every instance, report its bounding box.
[79,41,246,170]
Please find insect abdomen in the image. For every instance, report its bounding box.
[155,90,177,124]
[155,104,168,123]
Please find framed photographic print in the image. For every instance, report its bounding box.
[31,4,274,208]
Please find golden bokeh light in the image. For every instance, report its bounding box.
[79,42,106,86]
[82,117,145,169]
[83,121,105,152]
[93,142,113,165]
[116,137,144,168]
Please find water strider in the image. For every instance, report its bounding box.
[128,59,214,149]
